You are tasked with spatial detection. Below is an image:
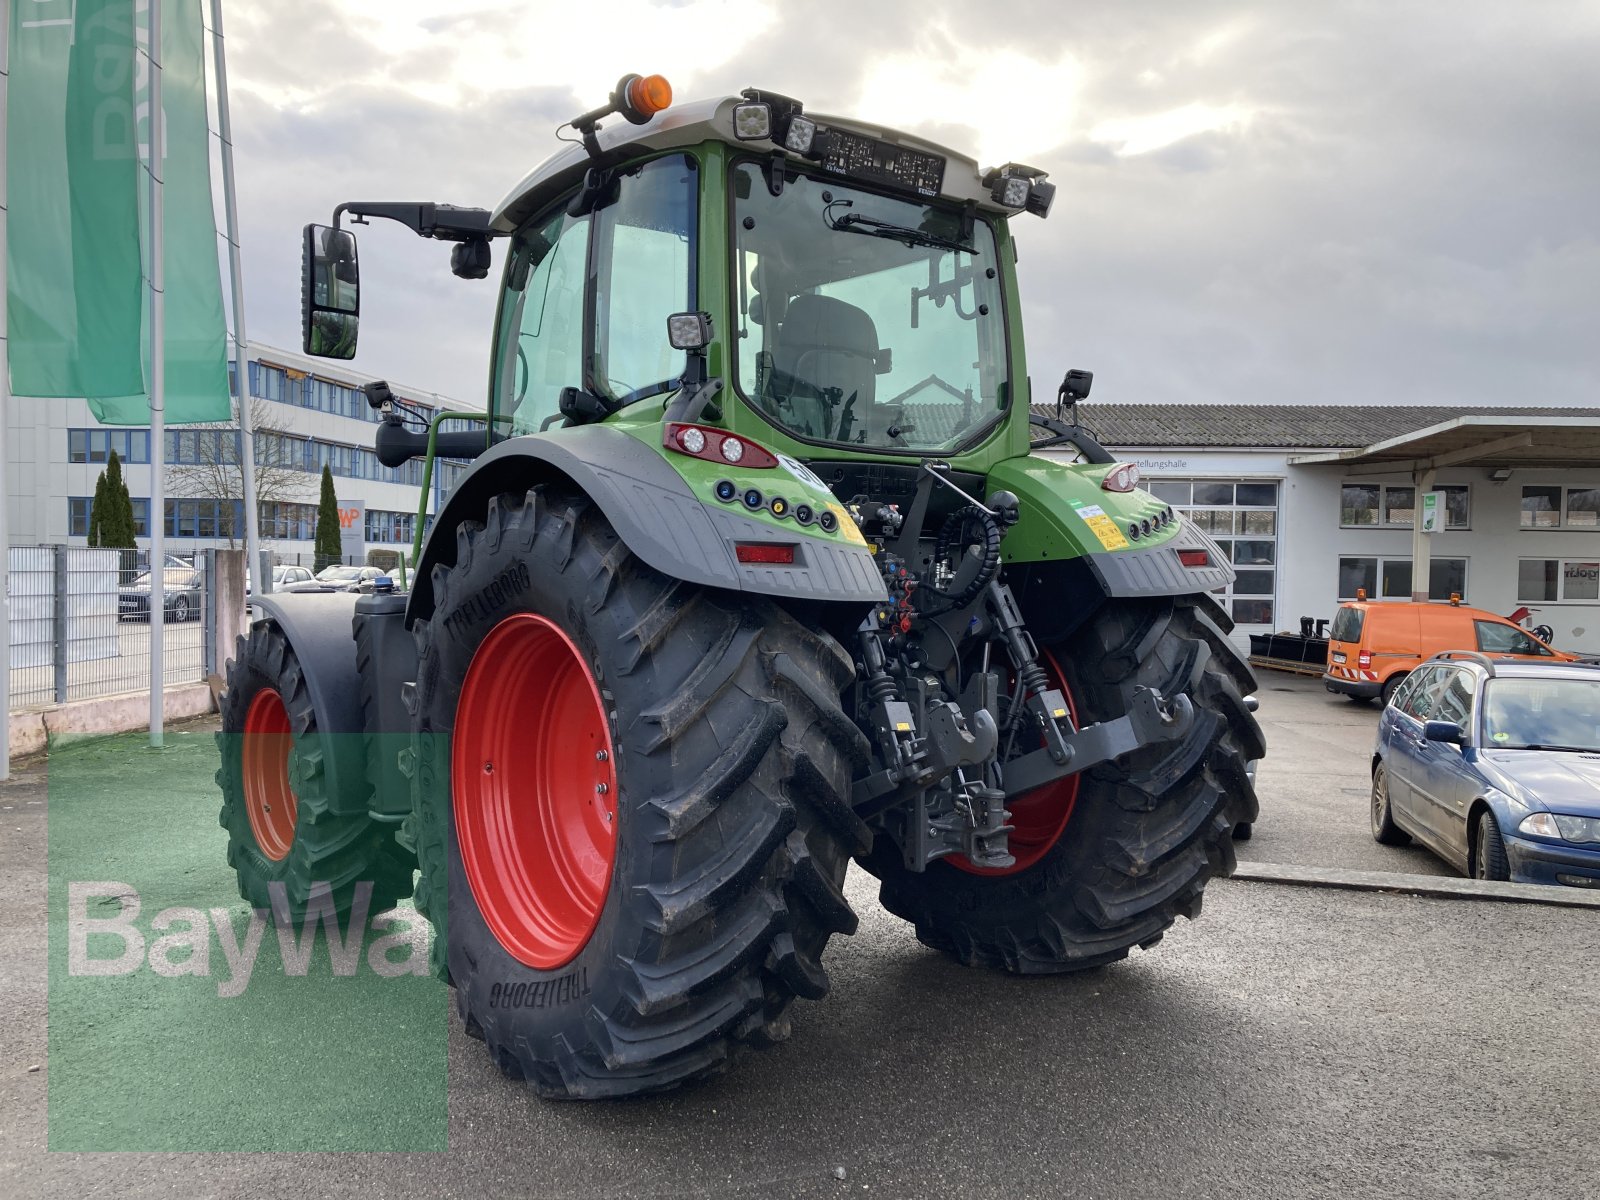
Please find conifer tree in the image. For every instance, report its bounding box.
[314,465,342,570]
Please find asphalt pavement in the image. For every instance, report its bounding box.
[2,684,1596,1199]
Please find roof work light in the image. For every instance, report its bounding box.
[982,164,1056,218]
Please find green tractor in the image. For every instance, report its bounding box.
[219,74,1263,1099]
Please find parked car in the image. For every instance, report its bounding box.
[118,567,204,623]
[1371,653,1600,887]
[299,564,386,592]
[245,565,314,594]
[1325,598,1574,706]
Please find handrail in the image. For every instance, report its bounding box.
[413,410,493,565]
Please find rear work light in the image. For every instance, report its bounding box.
[1101,462,1141,493]
[735,543,796,565]
[1178,549,1210,568]
[664,423,779,469]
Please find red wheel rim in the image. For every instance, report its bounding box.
[242,688,297,861]
[452,613,618,969]
[952,650,1080,876]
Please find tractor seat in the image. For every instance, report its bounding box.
[769,294,881,441]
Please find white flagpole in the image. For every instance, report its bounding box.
[147,0,167,747]
[1,2,13,780]
[207,0,260,591]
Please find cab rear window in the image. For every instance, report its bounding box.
[1330,606,1364,643]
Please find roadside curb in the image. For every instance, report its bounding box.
[7,682,217,761]
[1231,860,1600,909]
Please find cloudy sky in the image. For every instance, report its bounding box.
[219,0,1600,411]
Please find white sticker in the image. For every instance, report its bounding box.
[1074,504,1106,519]
[777,454,828,491]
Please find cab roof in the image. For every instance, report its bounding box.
[491,95,1007,233]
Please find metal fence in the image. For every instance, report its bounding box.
[8,546,215,711]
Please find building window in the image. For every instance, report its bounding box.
[67,428,152,464]
[1338,556,1468,601]
[1518,559,1600,603]
[1149,478,1280,625]
[1521,485,1600,529]
[69,497,91,536]
[1341,482,1469,529]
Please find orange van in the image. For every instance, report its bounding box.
[1323,599,1573,704]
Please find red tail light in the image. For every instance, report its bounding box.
[664,423,779,469]
[1177,549,1210,568]
[735,543,796,565]
[1358,650,1372,668]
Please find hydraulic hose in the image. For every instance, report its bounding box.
[925,505,1002,612]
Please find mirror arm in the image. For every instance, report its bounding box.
[332,201,504,243]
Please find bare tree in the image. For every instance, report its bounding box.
[166,397,312,548]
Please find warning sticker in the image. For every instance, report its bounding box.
[827,503,868,546]
[1075,505,1129,551]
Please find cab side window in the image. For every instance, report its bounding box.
[501,207,592,435]
[1475,620,1552,656]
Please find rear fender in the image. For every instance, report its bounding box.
[246,592,370,817]
[404,425,886,625]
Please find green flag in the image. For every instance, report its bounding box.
[7,0,231,424]
[7,0,145,399]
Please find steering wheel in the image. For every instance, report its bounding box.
[1533,624,1555,645]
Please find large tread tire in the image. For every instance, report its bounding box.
[409,487,864,1099]
[216,621,415,919]
[862,594,1264,973]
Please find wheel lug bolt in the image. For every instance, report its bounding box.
[595,750,609,762]
[596,783,609,794]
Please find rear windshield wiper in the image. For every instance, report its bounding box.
[827,212,974,255]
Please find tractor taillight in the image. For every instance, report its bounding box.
[1178,549,1210,568]
[664,423,778,469]
[1101,463,1141,492]
[735,543,796,565]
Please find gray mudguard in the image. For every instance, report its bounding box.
[405,425,886,624]
[246,591,370,817]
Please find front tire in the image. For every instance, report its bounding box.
[863,595,1264,973]
[410,488,866,1098]
[1474,811,1510,881]
[216,622,415,918]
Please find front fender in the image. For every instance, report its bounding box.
[405,425,886,624]
[990,455,1234,598]
[246,591,370,816]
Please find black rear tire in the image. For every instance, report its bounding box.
[216,621,415,919]
[1381,672,1407,707]
[1371,761,1410,846]
[409,488,866,1099]
[862,595,1264,973]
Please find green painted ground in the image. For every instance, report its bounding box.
[46,732,446,1151]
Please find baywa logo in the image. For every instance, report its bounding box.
[67,881,430,998]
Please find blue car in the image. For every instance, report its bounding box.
[1371,653,1600,887]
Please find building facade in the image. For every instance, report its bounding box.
[1047,404,1600,655]
[5,343,476,565]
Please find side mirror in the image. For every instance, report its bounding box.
[1422,720,1465,745]
[302,224,360,359]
